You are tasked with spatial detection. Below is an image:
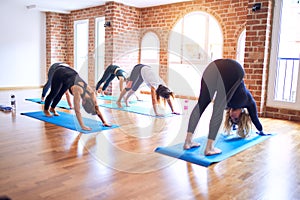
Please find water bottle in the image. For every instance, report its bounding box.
[183,99,189,115]
[10,94,16,110]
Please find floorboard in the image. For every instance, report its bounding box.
[0,89,299,200]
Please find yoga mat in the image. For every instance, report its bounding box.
[25,98,71,110]
[97,95,140,104]
[155,132,274,167]
[97,95,119,101]
[21,111,119,134]
[99,102,175,118]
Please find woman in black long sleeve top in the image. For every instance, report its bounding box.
[183,59,263,156]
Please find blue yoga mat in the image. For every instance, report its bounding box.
[99,102,176,118]
[97,95,140,104]
[25,98,71,110]
[97,95,120,101]
[21,111,119,134]
[155,132,275,167]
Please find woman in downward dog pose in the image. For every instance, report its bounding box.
[116,64,179,116]
[41,62,73,109]
[183,59,264,156]
[43,64,110,130]
[95,64,127,96]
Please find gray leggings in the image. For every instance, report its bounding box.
[125,64,146,91]
[187,59,244,140]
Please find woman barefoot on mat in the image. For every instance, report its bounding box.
[183,59,264,156]
[116,64,179,116]
[41,62,72,109]
[95,64,127,96]
[43,64,111,130]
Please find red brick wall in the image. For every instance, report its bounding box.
[102,2,141,94]
[45,0,300,121]
[244,0,272,115]
[45,12,68,72]
[140,0,248,85]
[104,2,140,70]
[265,107,300,121]
[54,2,140,91]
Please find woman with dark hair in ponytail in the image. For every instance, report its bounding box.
[116,64,179,116]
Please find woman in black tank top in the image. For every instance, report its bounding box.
[43,63,111,130]
[95,65,127,96]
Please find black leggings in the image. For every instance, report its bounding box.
[96,65,119,91]
[187,59,244,140]
[44,67,77,110]
[41,63,63,98]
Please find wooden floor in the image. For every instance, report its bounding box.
[1,89,300,200]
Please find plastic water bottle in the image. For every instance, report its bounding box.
[183,99,189,115]
[10,94,16,110]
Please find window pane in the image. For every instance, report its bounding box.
[168,11,223,97]
[275,1,300,103]
[74,20,89,81]
[95,17,105,82]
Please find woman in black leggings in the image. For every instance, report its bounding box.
[95,65,127,96]
[44,64,110,130]
[183,59,264,156]
[41,63,72,108]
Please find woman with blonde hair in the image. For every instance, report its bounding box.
[183,59,265,156]
[223,108,252,138]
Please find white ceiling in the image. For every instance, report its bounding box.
[17,0,192,13]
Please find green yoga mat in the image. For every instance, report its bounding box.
[21,111,119,134]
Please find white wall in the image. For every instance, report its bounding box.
[0,1,46,88]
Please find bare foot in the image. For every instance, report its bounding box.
[125,100,130,107]
[116,101,122,108]
[50,108,60,116]
[44,110,52,117]
[205,147,222,156]
[183,142,200,150]
[97,89,105,96]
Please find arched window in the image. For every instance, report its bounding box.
[236,29,246,66]
[168,11,223,97]
[140,32,160,75]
